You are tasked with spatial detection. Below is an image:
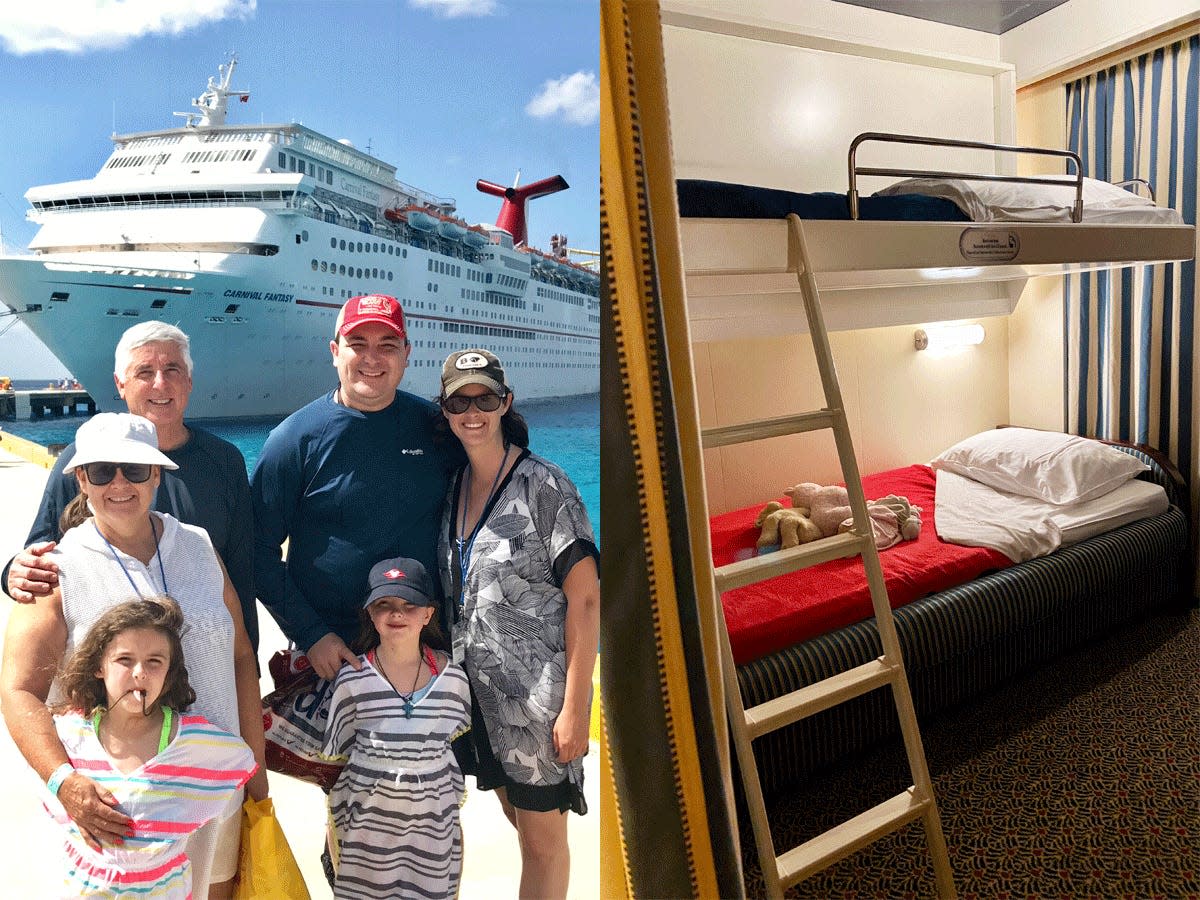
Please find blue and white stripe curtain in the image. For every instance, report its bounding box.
[1064,34,1198,552]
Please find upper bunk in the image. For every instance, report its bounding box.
[677,132,1196,342]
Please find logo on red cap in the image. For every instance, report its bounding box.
[339,294,406,338]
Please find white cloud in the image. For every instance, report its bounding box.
[0,0,255,55]
[408,0,498,18]
[525,71,598,126]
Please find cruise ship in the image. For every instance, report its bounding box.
[0,58,600,419]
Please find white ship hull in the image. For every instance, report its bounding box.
[0,199,598,420]
[0,58,599,420]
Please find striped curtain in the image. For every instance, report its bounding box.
[1064,34,1199,589]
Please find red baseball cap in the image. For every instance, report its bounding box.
[337,294,407,340]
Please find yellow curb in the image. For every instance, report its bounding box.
[0,430,57,469]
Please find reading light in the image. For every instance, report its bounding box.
[914,323,985,353]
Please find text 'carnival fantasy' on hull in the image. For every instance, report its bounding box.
[0,56,600,419]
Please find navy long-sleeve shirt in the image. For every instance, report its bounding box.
[5,426,259,650]
[250,390,452,652]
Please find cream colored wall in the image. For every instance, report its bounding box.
[698,317,1009,514]
[663,3,1018,510]
[1002,0,1199,85]
[1007,81,1068,431]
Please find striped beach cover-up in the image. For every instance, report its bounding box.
[44,710,257,898]
[322,655,471,899]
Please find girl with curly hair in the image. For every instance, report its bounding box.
[43,597,257,899]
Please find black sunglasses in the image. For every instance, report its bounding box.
[441,392,505,414]
[83,462,154,485]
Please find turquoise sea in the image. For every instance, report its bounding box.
[3,391,600,539]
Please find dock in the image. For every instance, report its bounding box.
[0,389,96,420]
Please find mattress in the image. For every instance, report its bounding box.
[710,464,1011,665]
[935,469,1170,561]
[678,176,1183,224]
[676,179,968,221]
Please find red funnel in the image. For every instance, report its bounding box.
[476,175,569,247]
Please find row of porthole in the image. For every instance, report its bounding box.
[312,259,396,280]
[328,236,408,256]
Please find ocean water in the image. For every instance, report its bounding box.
[2,392,600,539]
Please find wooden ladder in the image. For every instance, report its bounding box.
[705,214,955,898]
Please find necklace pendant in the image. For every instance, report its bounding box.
[403,700,414,719]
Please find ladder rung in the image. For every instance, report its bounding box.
[701,409,837,448]
[776,787,930,889]
[715,531,868,592]
[744,658,898,739]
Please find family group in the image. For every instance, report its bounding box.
[0,293,599,899]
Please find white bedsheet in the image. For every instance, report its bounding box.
[934,470,1168,562]
[875,176,1185,224]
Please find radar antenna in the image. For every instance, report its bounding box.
[174,54,249,128]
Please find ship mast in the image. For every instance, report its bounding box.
[174,55,249,128]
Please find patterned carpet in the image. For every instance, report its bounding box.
[741,607,1200,899]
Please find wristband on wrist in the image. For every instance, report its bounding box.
[47,763,75,797]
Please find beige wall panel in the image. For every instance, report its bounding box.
[1009,276,1066,430]
[699,318,1010,514]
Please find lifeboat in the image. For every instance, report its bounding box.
[405,206,438,232]
[437,219,467,241]
[463,226,490,248]
[383,208,407,224]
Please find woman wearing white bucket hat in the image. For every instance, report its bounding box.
[0,413,266,899]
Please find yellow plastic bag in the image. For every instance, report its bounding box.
[233,796,312,900]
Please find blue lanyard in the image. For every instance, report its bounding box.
[95,515,170,600]
[456,444,511,614]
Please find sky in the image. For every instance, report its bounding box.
[0,0,599,378]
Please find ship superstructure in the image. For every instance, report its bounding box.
[0,57,599,418]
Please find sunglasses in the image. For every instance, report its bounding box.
[441,392,505,414]
[83,462,154,485]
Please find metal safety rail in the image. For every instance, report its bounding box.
[847,131,1083,222]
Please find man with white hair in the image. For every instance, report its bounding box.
[3,321,259,650]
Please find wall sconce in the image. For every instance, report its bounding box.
[914,323,985,353]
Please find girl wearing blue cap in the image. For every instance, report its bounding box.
[320,556,471,899]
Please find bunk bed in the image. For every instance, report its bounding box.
[715,440,1189,794]
[680,133,1197,796]
[678,133,1196,342]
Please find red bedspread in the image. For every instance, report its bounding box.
[710,464,1012,665]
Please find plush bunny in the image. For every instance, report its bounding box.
[754,501,822,550]
[787,482,851,537]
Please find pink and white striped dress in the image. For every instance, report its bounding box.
[45,710,256,899]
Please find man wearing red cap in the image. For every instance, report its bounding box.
[250,295,455,679]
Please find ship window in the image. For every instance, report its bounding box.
[150,299,167,309]
[295,234,302,244]
[330,238,337,249]
[321,261,328,272]
[339,265,346,275]
[308,162,315,176]
[326,171,333,185]
[302,230,309,242]
[50,292,69,302]
[311,260,318,271]
[225,304,240,314]
[402,249,407,258]
[388,272,393,281]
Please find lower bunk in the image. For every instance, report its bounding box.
[716,442,1190,796]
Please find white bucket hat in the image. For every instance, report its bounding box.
[63,413,178,472]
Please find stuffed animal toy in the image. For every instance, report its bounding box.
[787,483,851,537]
[754,501,822,550]
[787,483,923,549]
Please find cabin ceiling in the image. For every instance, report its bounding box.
[830,0,1072,34]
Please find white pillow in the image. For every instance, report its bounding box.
[875,176,1162,222]
[930,427,1148,506]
